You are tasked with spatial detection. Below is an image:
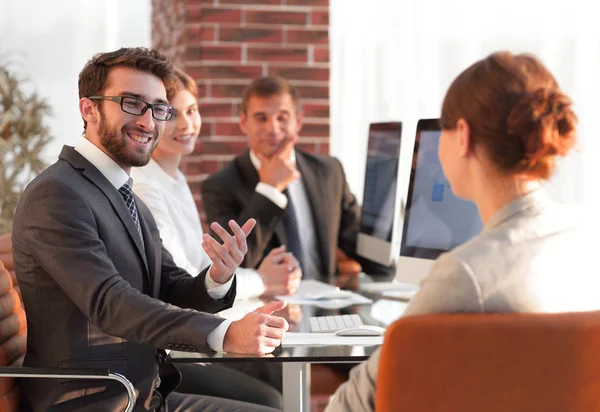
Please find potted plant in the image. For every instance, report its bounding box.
[0,62,52,234]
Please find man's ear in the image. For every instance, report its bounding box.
[456,118,472,157]
[239,111,248,136]
[80,98,99,127]
[295,109,304,135]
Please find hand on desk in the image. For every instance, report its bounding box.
[203,218,256,284]
[272,303,303,327]
[223,300,289,354]
[258,245,302,296]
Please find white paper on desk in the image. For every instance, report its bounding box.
[282,332,383,347]
[276,292,373,309]
[276,279,373,308]
[359,281,419,294]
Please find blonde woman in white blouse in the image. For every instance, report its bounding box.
[132,67,295,409]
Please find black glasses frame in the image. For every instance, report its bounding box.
[88,95,174,121]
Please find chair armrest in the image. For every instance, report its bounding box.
[0,366,136,412]
[336,248,362,276]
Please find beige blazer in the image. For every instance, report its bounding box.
[326,189,599,412]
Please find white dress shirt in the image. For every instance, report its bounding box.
[249,150,321,278]
[74,137,233,352]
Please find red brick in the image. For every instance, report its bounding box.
[268,66,329,82]
[300,122,329,137]
[311,10,329,26]
[184,159,222,175]
[199,121,214,138]
[187,7,242,24]
[247,46,307,63]
[297,84,329,100]
[211,83,246,99]
[302,103,329,118]
[185,45,242,61]
[185,64,263,80]
[296,141,330,154]
[199,196,206,214]
[246,10,307,25]
[215,121,245,136]
[286,28,328,44]
[199,102,236,117]
[219,26,283,43]
[295,142,318,153]
[219,0,281,4]
[187,0,217,5]
[187,179,203,196]
[313,47,329,63]
[286,0,328,5]
[199,139,249,154]
[185,26,216,43]
[196,82,209,98]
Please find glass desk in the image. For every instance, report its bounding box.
[169,275,410,412]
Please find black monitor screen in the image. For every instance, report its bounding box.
[359,122,402,242]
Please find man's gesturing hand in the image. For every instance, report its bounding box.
[223,300,290,354]
[202,218,256,284]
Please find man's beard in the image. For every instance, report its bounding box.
[97,114,159,167]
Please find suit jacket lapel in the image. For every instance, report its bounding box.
[59,147,151,277]
[237,151,287,245]
[295,152,330,274]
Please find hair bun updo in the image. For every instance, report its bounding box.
[440,52,578,180]
[507,87,577,179]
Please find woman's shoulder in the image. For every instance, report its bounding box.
[446,200,588,274]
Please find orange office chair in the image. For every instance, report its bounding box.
[377,311,600,412]
[0,235,136,411]
[336,249,362,276]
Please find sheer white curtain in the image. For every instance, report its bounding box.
[0,0,151,164]
[331,0,600,212]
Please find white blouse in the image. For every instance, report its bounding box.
[132,159,265,299]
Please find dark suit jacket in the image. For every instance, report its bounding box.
[11,146,235,411]
[202,149,391,279]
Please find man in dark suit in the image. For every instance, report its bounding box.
[11,48,286,412]
[202,76,392,282]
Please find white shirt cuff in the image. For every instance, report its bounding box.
[255,182,287,209]
[235,268,265,299]
[205,268,235,300]
[206,319,233,352]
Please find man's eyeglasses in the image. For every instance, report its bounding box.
[88,96,175,121]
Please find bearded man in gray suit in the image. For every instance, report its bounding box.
[12,47,287,412]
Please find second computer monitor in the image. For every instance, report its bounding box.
[396,118,482,285]
[357,121,403,267]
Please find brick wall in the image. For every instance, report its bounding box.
[152,0,330,220]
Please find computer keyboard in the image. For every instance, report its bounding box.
[310,314,364,333]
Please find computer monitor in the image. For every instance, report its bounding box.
[357,122,403,266]
[396,118,483,285]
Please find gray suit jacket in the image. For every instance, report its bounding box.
[326,189,599,412]
[12,146,235,411]
[202,149,391,279]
